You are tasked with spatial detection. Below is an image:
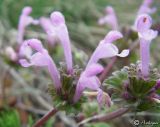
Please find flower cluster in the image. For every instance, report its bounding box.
[18,10,129,108]
[15,0,159,111]
[74,31,129,106]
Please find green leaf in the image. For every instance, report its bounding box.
[136,98,160,112]
[82,102,99,117]
[104,69,128,90]
[0,108,21,127]
[129,77,156,97]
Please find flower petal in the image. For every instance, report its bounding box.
[104,30,123,43]
[116,49,129,57]
[138,29,158,41]
[27,39,44,52]
[5,47,17,61]
[87,43,119,66]
[30,52,49,66]
[19,39,62,89]
[19,41,32,58]
[80,76,100,90]
[19,59,32,67]
[74,82,85,102]
[98,17,109,25]
[50,11,73,73]
[85,63,104,77]
[17,6,38,44]
[98,6,118,30]
[135,14,152,32]
[105,6,114,14]
[39,17,54,33]
[22,6,32,15]
[50,11,65,26]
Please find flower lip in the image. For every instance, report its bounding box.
[50,11,65,26]
[22,6,32,15]
[138,29,158,41]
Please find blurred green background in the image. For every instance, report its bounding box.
[0,0,160,58]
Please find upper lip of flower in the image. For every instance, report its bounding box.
[135,14,158,41]
[86,31,129,67]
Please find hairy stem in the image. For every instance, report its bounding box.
[78,107,130,126]
[33,108,58,127]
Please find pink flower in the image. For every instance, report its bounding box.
[17,6,39,44]
[138,0,156,15]
[98,6,118,30]
[5,46,18,61]
[135,14,158,77]
[19,39,61,90]
[39,17,57,46]
[74,31,129,106]
[49,11,73,74]
[74,63,104,102]
[87,31,129,67]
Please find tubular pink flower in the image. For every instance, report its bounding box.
[17,6,39,44]
[98,6,118,30]
[50,11,73,73]
[39,17,57,46]
[74,63,104,102]
[74,31,129,105]
[135,14,158,77]
[138,0,156,15]
[74,63,113,107]
[87,31,129,67]
[19,39,61,90]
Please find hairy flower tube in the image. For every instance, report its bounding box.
[17,6,39,44]
[49,11,73,74]
[39,17,57,46]
[74,31,129,107]
[98,6,118,30]
[138,0,156,15]
[19,39,61,90]
[135,14,158,78]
